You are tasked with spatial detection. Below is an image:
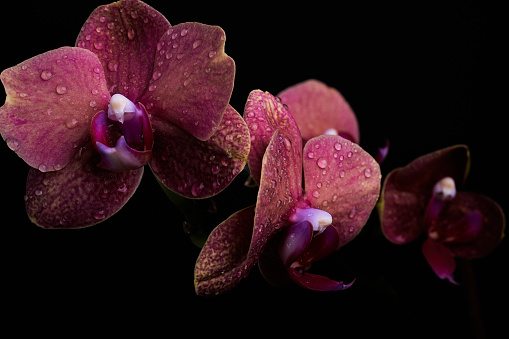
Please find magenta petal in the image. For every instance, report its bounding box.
[0,47,110,171]
[76,0,170,101]
[435,192,505,259]
[278,79,360,144]
[379,145,470,244]
[96,136,152,172]
[244,90,301,184]
[25,142,143,228]
[195,206,256,295]
[303,135,381,249]
[142,23,235,141]
[297,225,340,266]
[289,267,355,291]
[150,105,249,198]
[279,220,313,267]
[422,237,457,284]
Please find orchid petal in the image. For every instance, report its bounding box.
[244,90,301,184]
[0,47,110,171]
[142,22,235,141]
[96,136,152,172]
[297,225,340,267]
[279,220,314,267]
[278,79,360,143]
[250,129,303,256]
[76,0,170,102]
[194,206,256,295]
[379,145,470,244]
[25,142,143,228]
[303,135,381,249]
[434,192,505,259]
[150,105,249,198]
[289,267,355,291]
[422,237,457,284]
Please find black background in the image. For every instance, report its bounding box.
[1,1,506,337]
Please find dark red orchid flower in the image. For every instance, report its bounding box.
[194,90,381,295]
[379,145,505,283]
[0,0,249,228]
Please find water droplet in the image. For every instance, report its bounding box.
[148,84,157,92]
[307,151,315,159]
[347,151,353,158]
[127,28,136,40]
[40,70,54,81]
[208,50,217,58]
[65,118,79,129]
[364,168,372,178]
[317,157,328,169]
[93,209,106,220]
[339,170,346,178]
[6,138,20,151]
[283,137,292,151]
[191,182,204,197]
[38,164,48,172]
[348,207,356,219]
[183,78,192,87]
[152,71,161,80]
[312,190,320,198]
[211,164,220,174]
[35,189,43,196]
[89,100,97,107]
[100,189,109,199]
[348,226,355,233]
[180,28,188,36]
[107,59,118,72]
[93,41,104,50]
[192,39,202,49]
[56,84,68,95]
[117,183,127,193]
[176,53,184,60]
[334,142,342,151]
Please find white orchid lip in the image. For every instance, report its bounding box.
[433,177,457,200]
[108,94,137,124]
[289,207,333,234]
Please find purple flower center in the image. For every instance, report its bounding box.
[91,94,154,172]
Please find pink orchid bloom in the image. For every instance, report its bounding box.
[379,145,505,283]
[0,0,249,228]
[194,90,381,295]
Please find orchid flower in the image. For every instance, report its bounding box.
[378,145,505,283]
[194,90,381,295]
[0,0,249,228]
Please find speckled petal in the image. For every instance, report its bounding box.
[278,79,359,143]
[303,135,381,249]
[142,22,235,141]
[76,0,170,102]
[25,141,143,228]
[0,47,110,171]
[434,192,505,259]
[194,206,256,296]
[379,145,470,244]
[244,90,301,184]
[150,105,249,199]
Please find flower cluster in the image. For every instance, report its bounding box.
[0,0,504,294]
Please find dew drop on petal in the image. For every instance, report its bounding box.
[107,59,119,72]
[127,29,136,40]
[348,207,356,219]
[283,137,292,151]
[93,209,106,220]
[347,151,353,158]
[208,50,217,58]
[191,182,204,197]
[317,157,328,169]
[93,41,104,50]
[6,138,20,151]
[339,170,346,178]
[307,151,315,159]
[192,40,202,49]
[364,168,372,178]
[40,70,54,81]
[65,118,79,129]
[56,85,68,95]
[334,142,342,151]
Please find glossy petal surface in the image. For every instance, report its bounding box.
[303,135,381,249]
[422,237,457,284]
[0,47,110,171]
[25,142,143,228]
[76,0,170,102]
[278,79,359,143]
[380,145,470,244]
[433,192,505,259]
[142,22,235,141]
[150,105,249,198]
[195,206,256,295]
[244,90,301,184]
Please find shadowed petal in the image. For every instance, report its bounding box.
[25,141,143,228]
[422,237,457,284]
[0,47,110,171]
[244,90,301,184]
[303,135,381,249]
[278,79,359,143]
[289,267,355,291]
[150,105,249,198]
[142,22,235,141]
[435,192,505,259]
[379,145,470,244]
[76,0,170,102]
[194,206,256,295]
[279,220,313,267]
